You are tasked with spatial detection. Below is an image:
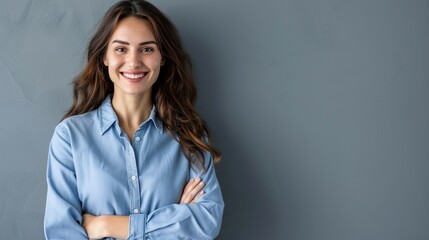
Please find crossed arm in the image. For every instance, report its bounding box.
[82,178,206,239]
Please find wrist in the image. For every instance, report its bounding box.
[98,216,111,238]
[99,215,129,239]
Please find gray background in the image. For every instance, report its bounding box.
[0,0,428,239]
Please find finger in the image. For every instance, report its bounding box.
[189,180,205,197]
[180,178,202,202]
[180,178,196,203]
[184,181,205,203]
[182,178,200,194]
[191,190,205,204]
[180,178,205,204]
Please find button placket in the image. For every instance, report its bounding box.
[124,138,141,216]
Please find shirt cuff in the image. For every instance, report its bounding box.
[128,213,147,240]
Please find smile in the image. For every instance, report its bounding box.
[121,72,146,79]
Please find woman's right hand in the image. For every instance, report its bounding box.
[180,178,205,204]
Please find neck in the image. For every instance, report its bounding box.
[111,93,152,139]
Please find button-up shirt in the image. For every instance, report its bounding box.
[44,96,224,239]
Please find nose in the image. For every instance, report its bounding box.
[127,50,142,68]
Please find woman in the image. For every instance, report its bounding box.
[44,0,224,239]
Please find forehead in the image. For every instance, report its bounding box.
[110,16,156,43]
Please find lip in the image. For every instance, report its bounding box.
[120,71,148,83]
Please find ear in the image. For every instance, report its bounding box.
[103,57,108,66]
[161,59,165,66]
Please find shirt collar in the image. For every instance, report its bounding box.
[97,95,164,135]
[144,104,164,134]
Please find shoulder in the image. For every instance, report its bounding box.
[54,110,99,135]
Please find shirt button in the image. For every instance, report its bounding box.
[135,136,141,142]
[131,175,137,181]
[133,209,139,214]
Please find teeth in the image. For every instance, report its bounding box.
[123,73,145,79]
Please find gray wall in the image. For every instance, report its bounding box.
[1,0,428,239]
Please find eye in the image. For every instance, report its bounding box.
[115,47,127,53]
[141,47,154,53]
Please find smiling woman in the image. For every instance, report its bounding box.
[43,1,224,239]
[104,17,162,101]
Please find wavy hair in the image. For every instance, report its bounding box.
[63,0,221,167]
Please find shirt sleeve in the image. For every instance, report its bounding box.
[44,124,89,239]
[128,153,224,240]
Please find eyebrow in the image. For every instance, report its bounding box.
[112,40,157,45]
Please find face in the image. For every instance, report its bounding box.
[103,16,163,98]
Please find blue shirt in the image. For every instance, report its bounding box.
[44,96,224,239]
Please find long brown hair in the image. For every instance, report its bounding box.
[64,0,221,167]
